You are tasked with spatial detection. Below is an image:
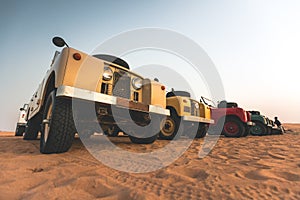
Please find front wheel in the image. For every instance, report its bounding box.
[40,90,77,154]
[250,121,268,136]
[223,118,245,137]
[159,109,182,140]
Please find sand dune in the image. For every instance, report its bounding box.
[0,124,299,199]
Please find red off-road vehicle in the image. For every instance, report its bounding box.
[202,98,254,137]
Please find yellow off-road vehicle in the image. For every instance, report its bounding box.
[23,37,169,153]
[159,90,214,140]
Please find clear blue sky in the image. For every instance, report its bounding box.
[1,0,299,131]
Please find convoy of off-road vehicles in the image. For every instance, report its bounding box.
[248,111,283,135]
[15,37,285,154]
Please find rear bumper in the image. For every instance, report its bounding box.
[17,123,26,126]
[183,115,214,124]
[56,85,170,116]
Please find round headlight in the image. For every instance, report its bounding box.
[103,66,113,81]
[132,77,143,90]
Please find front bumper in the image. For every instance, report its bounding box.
[183,115,214,124]
[247,121,255,126]
[56,86,170,116]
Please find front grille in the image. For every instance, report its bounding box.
[184,106,191,113]
[112,70,131,99]
[190,100,199,116]
[101,83,109,94]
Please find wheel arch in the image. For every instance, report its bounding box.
[41,72,56,109]
[215,114,242,126]
[166,97,184,117]
[166,106,179,117]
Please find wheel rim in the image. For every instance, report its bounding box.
[161,117,176,137]
[43,102,53,143]
[251,125,263,135]
[224,121,239,135]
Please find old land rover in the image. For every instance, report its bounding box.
[24,37,169,153]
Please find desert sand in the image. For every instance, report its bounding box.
[0,124,299,200]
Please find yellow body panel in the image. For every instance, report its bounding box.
[27,47,167,120]
[166,96,212,123]
[166,96,191,117]
[142,79,166,108]
[199,102,211,119]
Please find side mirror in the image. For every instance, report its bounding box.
[52,37,68,47]
[20,108,24,111]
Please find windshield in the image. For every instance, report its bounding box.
[201,96,217,107]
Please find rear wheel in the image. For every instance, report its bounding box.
[128,114,162,144]
[195,124,208,138]
[223,118,245,137]
[40,90,77,154]
[129,135,157,144]
[23,113,42,140]
[250,121,268,136]
[15,125,25,136]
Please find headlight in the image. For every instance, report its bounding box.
[102,66,113,81]
[132,77,143,90]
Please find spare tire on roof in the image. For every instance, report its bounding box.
[227,102,238,108]
[217,101,238,108]
[249,111,260,115]
[93,54,130,69]
[166,91,191,98]
[217,100,227,108]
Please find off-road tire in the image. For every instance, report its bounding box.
[195,124,208,138]
[159,109,182,140]
[15,125,25,136]
[250,121,268,136]
[129,135,157,144]
[243,127,251,137]
[128,114,162,144]
[223,118,245,137]
[40,90,76,154]
[23,113,42,140]
[267,127,272,135]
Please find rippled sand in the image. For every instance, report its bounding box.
[0,123,299,199]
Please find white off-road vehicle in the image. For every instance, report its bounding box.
[24,37,169,154]
[15,104,28,136]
